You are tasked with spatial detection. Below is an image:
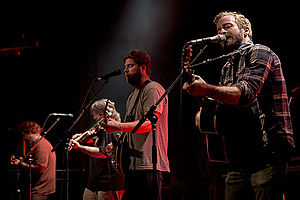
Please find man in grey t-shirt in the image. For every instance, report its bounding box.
[104,50,169,200]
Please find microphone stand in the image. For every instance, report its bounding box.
[131,69,184,134]
[179,44,207,161]
[131,42,206,194]
[51,78,109,200]
[52,79,108,152]
[131,68,185,195]
[24,116,60,200]
[131,41,198,134]
[28,154,33,200]
[189,44,253,69]
[132,42,243,195]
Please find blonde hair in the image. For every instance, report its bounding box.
[90,99,121,122]
[214,11,252,40]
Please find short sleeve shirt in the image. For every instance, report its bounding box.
[125,80,170,172]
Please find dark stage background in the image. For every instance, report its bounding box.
[1,2,299,200]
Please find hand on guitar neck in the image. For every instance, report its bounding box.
[183,74,209,97]
[181,44,210,99]
[181,43,240,105]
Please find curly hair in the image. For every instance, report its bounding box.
[214,11,252,40]
[18,121,42,135]
[123,50,151,77]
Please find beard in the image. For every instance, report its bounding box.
[222,32,244,52]
[126,72,142,86]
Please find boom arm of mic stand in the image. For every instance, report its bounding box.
[189,45,253,69]
[68,80,108,132]
[51,80,109,152]
[25,117,60,159]
[131,105,157,134]
[131,68,185,177]
[131,69,185,133]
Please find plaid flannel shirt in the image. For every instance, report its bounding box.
[220,40,295,149]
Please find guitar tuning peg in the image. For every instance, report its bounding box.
[107,107,114,112]
[108,100,115,106]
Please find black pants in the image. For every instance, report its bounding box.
[122,170,163,200]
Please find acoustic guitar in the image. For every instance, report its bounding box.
[114,132,130,174]
[182,44,228,164]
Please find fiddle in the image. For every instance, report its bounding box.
[68,99,114,151]
[68,119,105,151]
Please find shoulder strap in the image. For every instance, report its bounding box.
[125,80,151,122]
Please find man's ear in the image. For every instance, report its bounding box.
[140,64,147,74]
[244,27,250,37]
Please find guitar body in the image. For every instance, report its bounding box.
[198,98,228,164]
[181,45,228,164]
[114,133,130,175]
[198,98,218,134]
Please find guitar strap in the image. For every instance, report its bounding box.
[125,79,151,123]
[120,79,151,171]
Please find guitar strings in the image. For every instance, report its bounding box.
[190,45,207,66]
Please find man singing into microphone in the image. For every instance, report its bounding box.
[104,50,170,200]
[183,11,294,200]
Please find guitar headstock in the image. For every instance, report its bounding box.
[182,44,193,69]
[182,44,194,83]
[104,99,115,122]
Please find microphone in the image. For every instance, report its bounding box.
[96,69,121,81]
[187,34,226,44]
[50,113,73,117]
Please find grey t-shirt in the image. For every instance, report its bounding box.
[125,80,170,172]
